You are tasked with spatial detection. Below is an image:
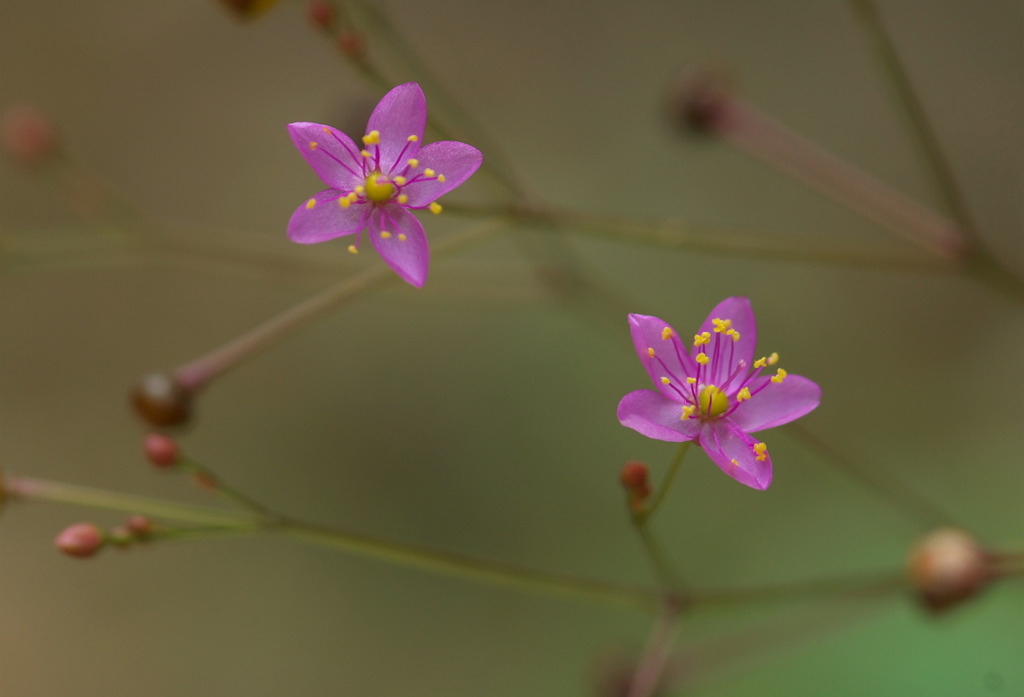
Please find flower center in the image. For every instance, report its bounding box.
[698,385,729,418]
[364,172,394,203]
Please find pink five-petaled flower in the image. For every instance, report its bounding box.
[287,82,483,287]
[617,297,821,490]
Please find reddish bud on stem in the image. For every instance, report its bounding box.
[131,373,193,428]
[55,523,106,558]
[908,528,992,614]
[2,104,59,165]
[308,0,332,28]
[143,433,180,469]
[339,31,365,60]
[620,461,650,492]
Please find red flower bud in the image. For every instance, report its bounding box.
[143,433,180,469]
[55,523,106,558]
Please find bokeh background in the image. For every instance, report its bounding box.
[1,0,1021,695]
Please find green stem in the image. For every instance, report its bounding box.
[639,442,691,524]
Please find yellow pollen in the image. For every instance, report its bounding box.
[407,135,418,142]
[393,176,407,185]
[647,347,655,357]
[305,198,316,210]
[696,352,709,365]
[698,385,730,418]
[397,194,409,204]
[712,318,732,333]
[686,377,697,384]
[347,245,358,254]
[771,368,787,384]
[754,442,768,461]
[661,327,673,340]
[407,158,419,168]
[362,130,380,145]
[424,168,436,178]
[693,332,710,346]
[381,231,391,239]
[730,458,738,466]
[398,233,407,241]
[660,377,670,385]
[321,127,330,133]
[438,174,446,183]
[364,174,394,203]
[429,202,443,215]
[768,352,779,366]
[682,405,696,420]
[355,185,365,194]
[727,329,740,341]
[737,387,751,402]
[360,150,371,158]
[339,197,350,208]
[309,141,318,150]
[754,357,767,369]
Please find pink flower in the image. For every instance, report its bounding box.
[617,297,821,490]
[287,82,482,287]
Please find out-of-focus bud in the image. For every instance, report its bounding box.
[126,515,153,539]
[218,0,280,19]
[666,67,737,135]
[143,433,181,469]
[308,0,332,28]
[339,31,366,60]
[2,104,59,165]
[619,461,652,515]
[55,523,106,558]
[907,528,992,614]
[131,373,193,428]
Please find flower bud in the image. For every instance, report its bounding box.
[619,461,650,492]
[907,528,991,613]
[55,523,106,558]
[666,68,736,135]
[126,515,153,539]
[131,373,193,428]
[308,0,332,28]
[339,31,366,60]
[2,104,59,165]
[143,432,180,469]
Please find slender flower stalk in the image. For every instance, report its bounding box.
[626,596,683,697]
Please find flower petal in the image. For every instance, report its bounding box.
[729,374,821,433]
[366,82,426,173]
[693,297,757,388]
[287,122,364,191]
[617,390,702,442]
[628,314,697,402]
[288,189,368,244]
[699,420,772,490]
[369,204,429,287]
[399,141,483,206]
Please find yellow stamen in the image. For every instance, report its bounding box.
[754,357,767,369]
[393,176,407,185]
[730,458,738,466]
[429,202,443,215]
[660,377,670,385]
[647,347,655,357]
[693,332,710,346]
[767,352,779,366]
[347,245,358,254]
[381,231,391,239]
[339,197,350,208]
[771,368,787,384]
[682,405,696,420]
[438,174,446,183]
[686,377,697,384]
[424,168,436,178]
[407,135,418,142]
[397,194,409,204]
[696,352,709,365]
[737,387,751,402]
[305,198,316,210]
[726,329,740,341]
[355,185,365,194]
[362,130,380,145]
[309,141,318,150]
[661,327,673,340]
[398,233,407,241]
[407,158,419,168]
[712,318,732,333]
[360,150,371,159]
[754,442,768,462]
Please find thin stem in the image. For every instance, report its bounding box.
[633,523,687,591]
[688,568,906,610]
[174,218,504,392]
[177,457,280,522]
[846,0,979,244]
[714,96,966,259]
[639,442,691,524]
[785,424,961,531]
[626,596,683,697]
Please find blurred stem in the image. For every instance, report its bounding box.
[846,0,979,246]
[638,442,691,524]
[626,596,683,697]
[177,457,280,521]
[173,218,504,392]
[689,568,906,610]
[631,444,691,591]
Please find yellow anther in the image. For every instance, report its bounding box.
[424,168,436,178]
[661,377,670,385]
[362,130,380,145]
[754,357,767,369]
[393,176,407,185]
[726,329,740,342]
[339,197,350,208]
[321,127,330,133]
[429,202,443,214]
[661,327,673,340]
[347,245,358,254]
[767,352,779,366]
[438,174,446,183]
[407,135,418,142]
[309,141,318,150]
[693,332,710,346]
[407,158,419,168]
[361,150,371,158]
[686,377,697,384]
[712,318,732,333]
[355,185,365,194]
[698,385,729,418]
[737,387,751,402]
[771,368,787,384]
[381,231,391,239]
[364,174,394,203]
[305,198,316,210]
[397,194,409,204]
[730,458,739,466]
[398,233,407,241]
[647,347,655,358]
[696,352,709,365]
[681,405,696,420]
[754,442,768,462]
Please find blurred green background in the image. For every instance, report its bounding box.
[1,0,1021,695]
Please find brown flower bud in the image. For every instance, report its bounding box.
[2,104,59,165]
[131,373,192,428]
[218,0,280,19]
[619,461,650,491]
[907,528,992,613]
[55,523,106,558]
[666,67,737,135]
